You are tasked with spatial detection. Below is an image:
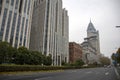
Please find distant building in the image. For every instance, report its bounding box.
[81,20,101,64]
[0,0,34,48]
[81,41,98,64]
[30,0,69,66]
[62,8,69,64]
[69,42,82,63]
[87,20,100,55]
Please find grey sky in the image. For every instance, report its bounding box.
[63,0,120,57]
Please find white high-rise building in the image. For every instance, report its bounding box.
[81,20,101,64]
[0,0,34,48]
[30,0,69,66]
[87,20,100,55]
[62,8,69,64]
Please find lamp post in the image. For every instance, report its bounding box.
[116,26,120,28]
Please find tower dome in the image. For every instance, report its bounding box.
[87,20,96,33]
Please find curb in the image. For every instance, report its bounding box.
[0,70,64,76]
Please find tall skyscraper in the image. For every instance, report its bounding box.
[62,8,69,64]
[30,0,69,66]
[87,20,100,55]
[81,20,101,64]
[0,0,34,48]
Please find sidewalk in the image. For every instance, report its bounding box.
[115,66,120,80]
[116,66,120,74]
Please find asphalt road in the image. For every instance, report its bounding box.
[0,67,119,80]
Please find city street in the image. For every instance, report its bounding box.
[0,67,119,80]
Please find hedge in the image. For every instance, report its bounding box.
[0,65,82,72]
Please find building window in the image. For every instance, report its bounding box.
[1,8,8,38]
[14,15,21,48]
[10,13,17,45]
[23,19,28,46]
[0,31,2,41]
[55,2,58,32]
[0,0,3,4]
[44,0,50,54]
[19,0,23,13]
[15,0,19,9]
[27,0,31,15]
[24,0,27,13]
[20,17,25,46]
[11,0,14,6]
[5,11,12,41]
[6,0,9,3]
[34,1,36,7]
[0,0,2,15]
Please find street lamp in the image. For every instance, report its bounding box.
[116,26,120,28]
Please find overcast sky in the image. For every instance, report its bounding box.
[63,0,120,57]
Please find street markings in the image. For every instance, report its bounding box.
[114,67,120,79]
[86,71,92,74]
[95,72,99,74]
[34,77,52,80]
[105,72,109,75]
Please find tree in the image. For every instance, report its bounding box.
[100,57,110,66]
[111,48,120,65]
[74,59,85,67]
[62,60,66,65]
[30,51,43,65]
[0,41,52,65]
[0,42,17,64]
[116,48,120,63]
[111,53,116,60]
[14,46,30,64]
[43,54,52,66]
[0,42,9,63]
[7,46,17,63]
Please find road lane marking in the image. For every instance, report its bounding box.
[114,67,120,79]
[95,72,99,74]
[72,70,77,72]
[105,72,109,75]
[69,70,77,73]
[86,71,92,74]
[114,68,119,76]
[34,77,52,80]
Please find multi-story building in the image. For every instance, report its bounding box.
[62,8,69,64]
[0,0,34,48]
[87,20,100,55]
[30,0,69,66]
[81,41,98,64]
[69,42,82,64]
[81,20,101,64]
